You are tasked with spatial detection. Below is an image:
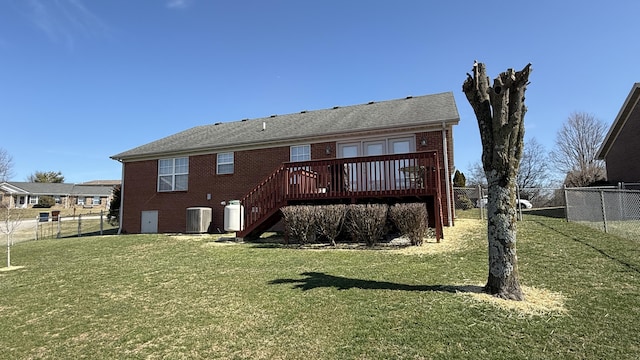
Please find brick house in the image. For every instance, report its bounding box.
[0,181,115,209]
[597,83,640,184]
[111,92,460,239]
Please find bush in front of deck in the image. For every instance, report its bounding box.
[389,203,429,246]
[281,205,318,244]
[315,204,348,246]
[346,204,388,247]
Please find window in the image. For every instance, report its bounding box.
[158,157,189,192]
[54,195,61,204]
[77,197,85,205]
[29,196,39,205]
[290,145,310,162]
[217,152,234,174]
[93,196,101,205]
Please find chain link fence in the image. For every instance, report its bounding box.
[565,187,640,240]
[8,212,118,244]
[453,186,566,220]
[453,184,640,241]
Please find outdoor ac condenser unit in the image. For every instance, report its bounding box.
[186,207,212,233]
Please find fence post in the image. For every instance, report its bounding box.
[600,190,608,233]
[477,185,484,220]
[516,184,522,221]
[57,217,61,239]
[563,185,569,222]
[100,210,104,235]
[77,214,82,237]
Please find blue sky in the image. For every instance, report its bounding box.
[1,0,639,183]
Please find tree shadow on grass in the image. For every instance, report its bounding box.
[269,271,484,294]
[534,220,640,275]
[58,228,119,238]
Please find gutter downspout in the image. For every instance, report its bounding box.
[117,160,125,235]
[442,122,453,226]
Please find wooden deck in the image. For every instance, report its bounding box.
[237,151,444,241]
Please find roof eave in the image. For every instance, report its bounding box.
[112,118,460,162]
[597,83,640,159]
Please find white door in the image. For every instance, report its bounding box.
[338,143,360,191]
[141,210,158,233]
[363,140,386,190]
[389,138,414,188]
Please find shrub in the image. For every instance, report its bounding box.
[346,204,388,247]
[389,203,429,246]
[281,205,318,244]
[456,194,474,210]
[34,196,55,208]
[315,204,348,246]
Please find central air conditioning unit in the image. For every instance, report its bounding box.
[186,207,212,233]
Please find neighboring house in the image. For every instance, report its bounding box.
[0,182,116,210]
[111,92,460,239]
[597,83,640,184]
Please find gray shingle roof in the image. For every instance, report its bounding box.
[112,92,459,161]
[2,182,114,196]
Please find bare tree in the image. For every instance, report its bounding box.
[518,138,549,189]
[517,137,553,203]
[468,137,550,192]
[0,148,14,182]
[466,161,487,187]
[463,61,531,301]
[549,112,607,187]
[0,204,23,268]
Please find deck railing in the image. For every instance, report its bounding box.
[238,151,441,238]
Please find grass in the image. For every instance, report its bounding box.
[1,217,639,359]
[7,217,118,243]
[0,207,106,221]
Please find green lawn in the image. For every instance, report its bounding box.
[1,217,639,359]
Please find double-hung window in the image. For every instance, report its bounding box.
[158,157,189,192]
[290,145,310,162]
[93,196,101,205]
[217,152,234,174]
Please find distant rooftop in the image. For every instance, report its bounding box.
[1,182,115,196]
[80,180,121,186]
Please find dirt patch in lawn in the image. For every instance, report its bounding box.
[456,283,568,317]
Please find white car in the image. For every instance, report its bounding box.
[476,197,533,209]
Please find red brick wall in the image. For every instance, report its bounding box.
[605,103,640,183]
[311,142,337,160]
[121,146,290,234]
[415,129,454,226]
[121,131,456,233]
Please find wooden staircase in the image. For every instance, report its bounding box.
[236,151,444,240]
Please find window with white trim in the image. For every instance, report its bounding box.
[290,145,311,162]
[158,157,189,192]
[217,152,234,174]
[93,196,101,205]
[77,197,85,205]
[29,196,39,205]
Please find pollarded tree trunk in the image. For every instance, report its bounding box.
[462,61,532,301]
